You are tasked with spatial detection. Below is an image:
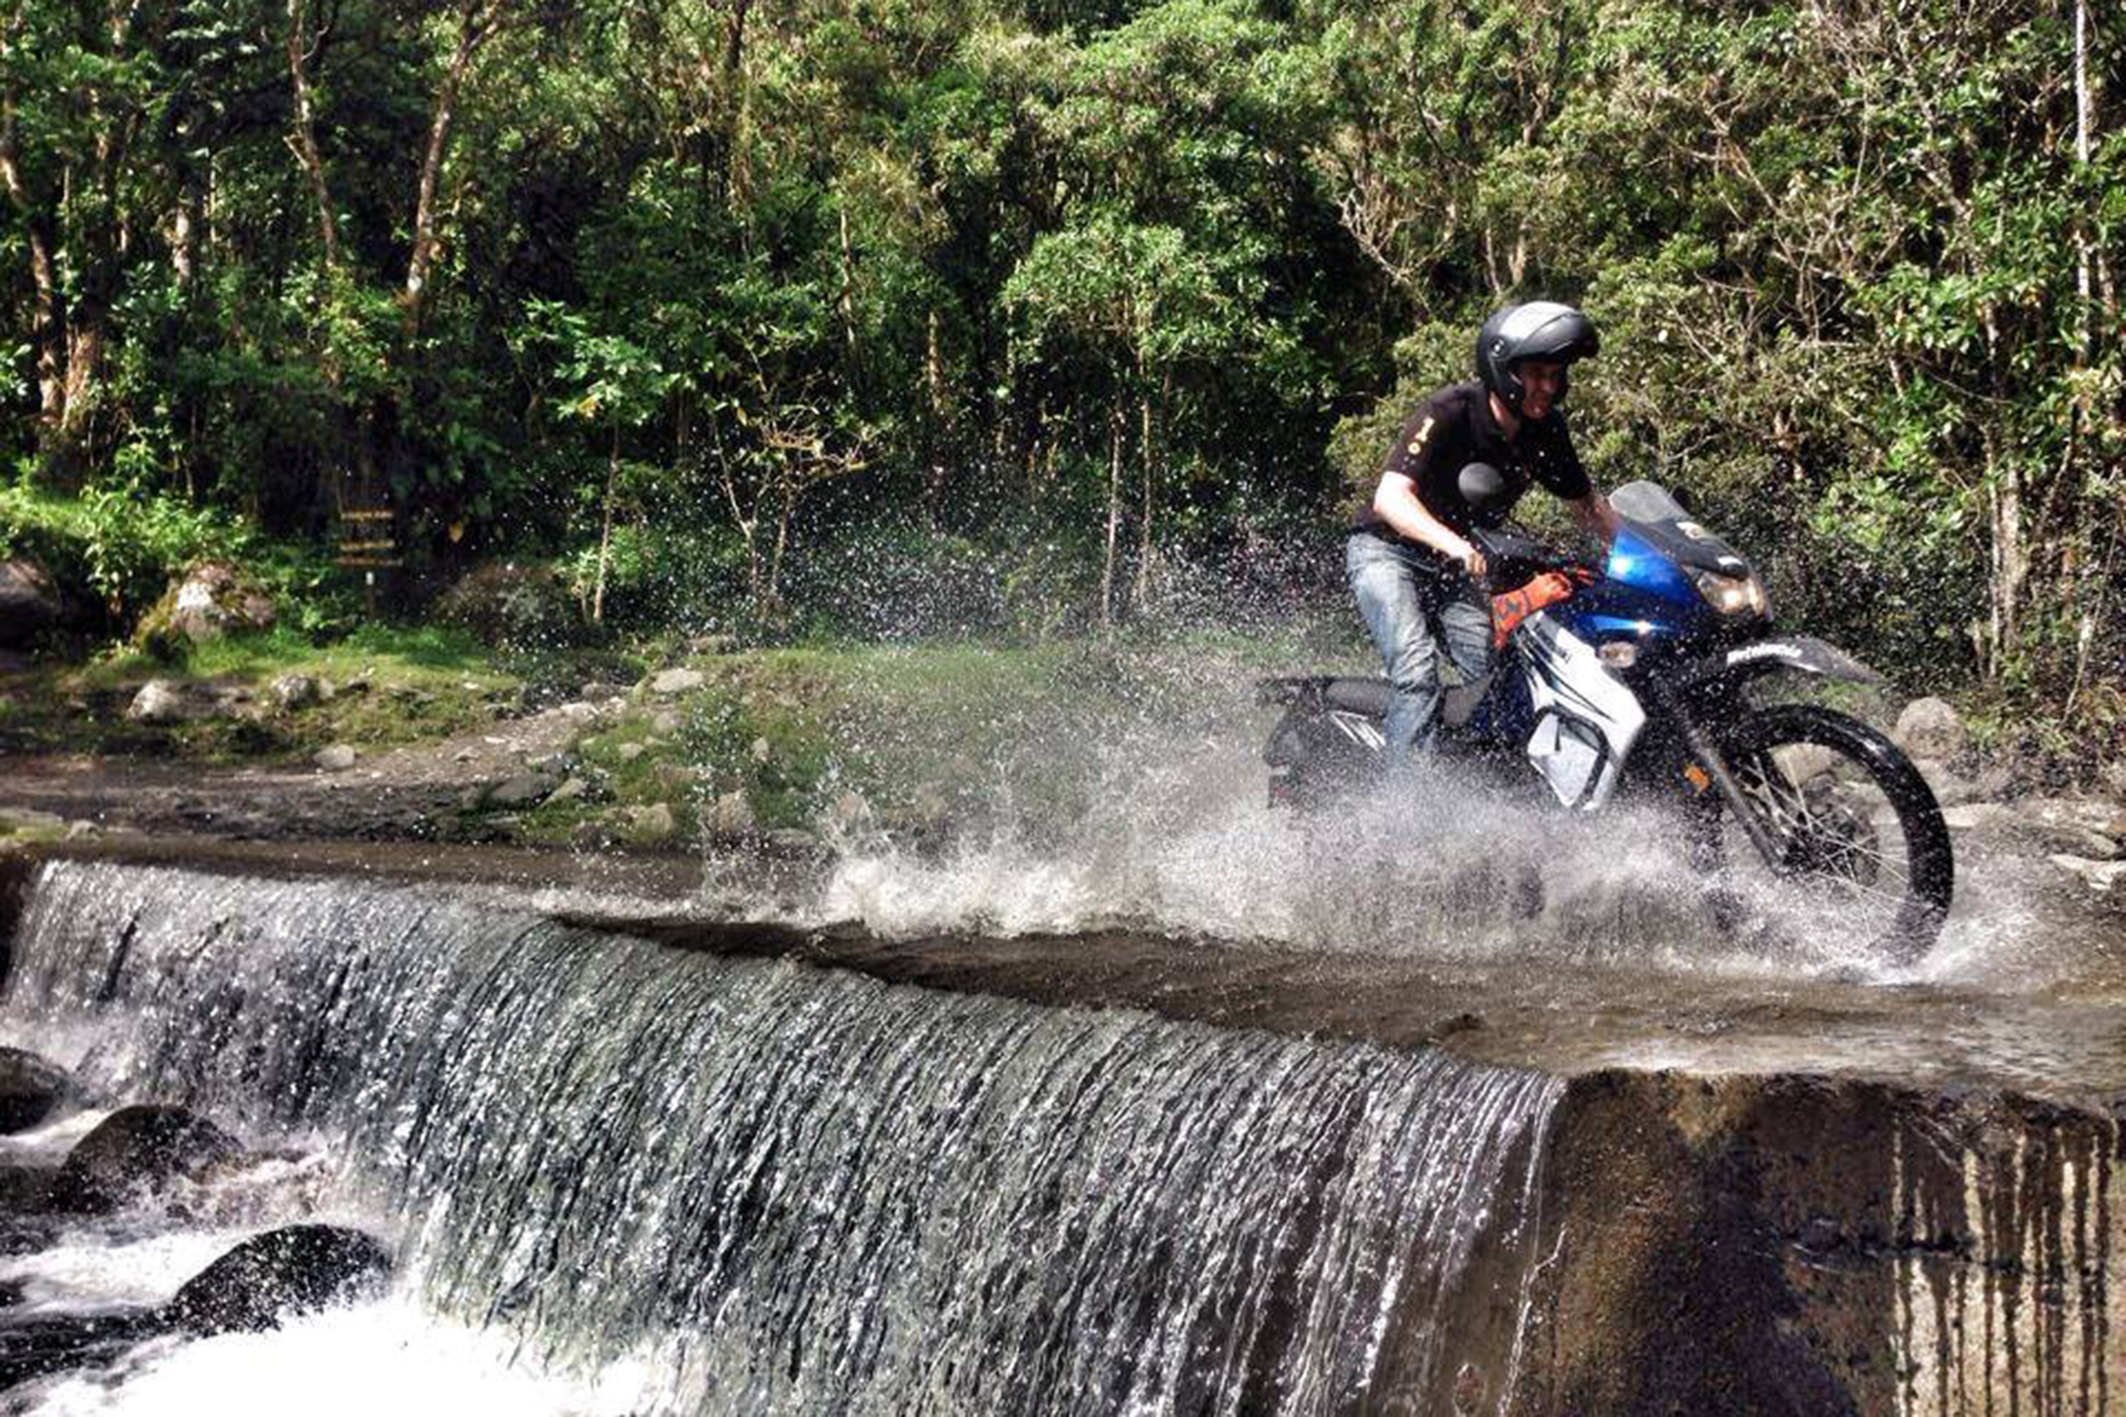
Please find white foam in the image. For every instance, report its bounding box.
[16,1297,653,1417]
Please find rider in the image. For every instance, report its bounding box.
[1347,300,1622,765]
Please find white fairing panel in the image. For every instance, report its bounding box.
[1519,615,1646,809]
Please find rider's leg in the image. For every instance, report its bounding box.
[1436,585,1495,688]
[1346,533,1444,763]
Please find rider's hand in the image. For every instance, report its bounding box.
[1455,541,1488,581]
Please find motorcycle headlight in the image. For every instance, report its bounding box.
[1690,568,1770,617]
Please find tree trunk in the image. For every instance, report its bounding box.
[405,0,502,332]
[2074,0,2096,361]
[285,0,340,271]
[1135,386,1155,606]
[592,424,618,624]
[837,204,858,354]
[1985,441,2027,681]
[1101,407,1122,630]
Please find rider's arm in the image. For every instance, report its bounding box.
[1373,473,1486,578]
[1567,490,1621,548]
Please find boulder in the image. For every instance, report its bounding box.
[1943,802,2123,860]
[1893,697,1968,761]
[707,791,755,836]
[126,679,224,726]
[314,744,358,772]
[617,742,648,763]
[625,802,680,845]
[823,790,870,835]
[651,711,681,735]
[138,562,275,649]
[1909,758,1988,809]
[1771,744,1837,785]
[0,1049,70,1134]
[432,562,582,651]
[54,1105,243,1214]
[166,1225,392,1336]
[2052,855,2126,894]
[650,668,705,696]
[485,774,556,809]
[2018,796,2126,842]
[0,559,67,648]
[268,673,323,711]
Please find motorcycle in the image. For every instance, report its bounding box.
[1259,469,1955,962]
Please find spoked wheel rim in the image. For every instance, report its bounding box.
[1698,705,1954,964]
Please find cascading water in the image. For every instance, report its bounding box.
[0,859,1562,1415]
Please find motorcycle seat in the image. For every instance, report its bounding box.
[1317,676,1491,728]
[1321,678,1391,716]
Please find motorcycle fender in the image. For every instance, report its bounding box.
[1689,636,1883,689]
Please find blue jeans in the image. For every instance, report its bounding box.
[1346,532,1494,763]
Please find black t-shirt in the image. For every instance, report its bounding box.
[1352,380,1590,550]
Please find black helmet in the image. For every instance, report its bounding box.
[1475,301,1599,411]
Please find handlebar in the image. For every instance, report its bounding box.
[1467,526,1599,594]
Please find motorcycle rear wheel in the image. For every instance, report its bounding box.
[1691,703,1954,964]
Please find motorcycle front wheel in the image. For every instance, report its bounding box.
[1690,703,1954,964]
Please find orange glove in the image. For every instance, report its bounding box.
[1491,571,1577,648]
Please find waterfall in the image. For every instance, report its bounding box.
[0,860,1562,1416]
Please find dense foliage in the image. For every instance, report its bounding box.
[0,0,2118,722]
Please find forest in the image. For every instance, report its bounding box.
[0,0,2119,737]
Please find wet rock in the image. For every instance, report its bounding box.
[0,1310,157,1391]
[138,562,275,649]
[2019,796,2126,841]
[1771,744,1836,784]
[1943,802,2122,859]
[545,777,594,807]
[623,802,679,845]
[1908,757,1989,808]
[707,792,754,836]
[126,679,219,725]
[823,790,870,835]
[0,559,67,648]
[1893,696,1968,761]
[315,744,358,772]
[650,668,705,696]
[651,762,697,793]
[2052,855,2126,894]
[54,1105,243,1214]
[485,774,557,809]
[0,1049,70,1134]
[166,1225,392,1336]
[766,828,821,856]
[268,673,323,711]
